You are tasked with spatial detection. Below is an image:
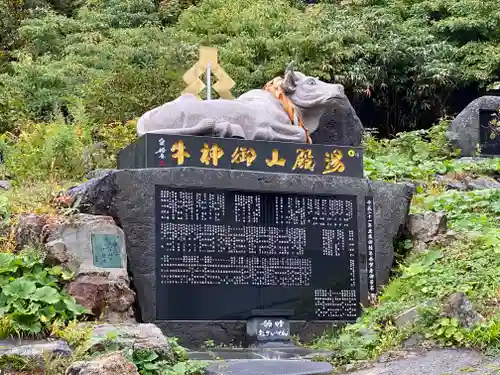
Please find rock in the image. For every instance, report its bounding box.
[66,352,138,375]
[334,348,491,375]
[394,301,433,328]
[66,271,135,323]
[377,350,415,363]
[434,175,500,191]
[432,230,460,248]
[85,169,115,180]
[434,175,467,191]
[406,212,447,243]
[0,338,72,362]
[447,96,500,156]
[0,180,11,190]
[14,214,48,251]
[311,99,364,146]
[464,176,500,190]
[65,171,118,217]
[42,214,133,323]
[85,323,174,361]
[66,168,413,346]
[394,306,420,328]
[443,292,485,328]
[44,240,76,268]
[206,359,333,375]
[45,213,127,273]
[402,334,424,349]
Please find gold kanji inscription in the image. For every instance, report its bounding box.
[200,143,224,166]
[231,147,257,167]
[171,140,191,165]
[323,150,345,175]
[292,149,315,171]
[182,46,235,99]
[265,149,286,167]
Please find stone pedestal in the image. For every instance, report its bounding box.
[67,168,413,347]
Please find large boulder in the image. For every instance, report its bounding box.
[446,96,500,156]
[84,323,174,360]
[406,212,448,252]
[312,100,364,146]
[66,271,135,323]
[44,214,126,271]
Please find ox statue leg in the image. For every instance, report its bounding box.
[213,121,246,139]
[253,123,309,143]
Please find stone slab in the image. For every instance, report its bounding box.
[187,347,335,361]
[155,320,338,348]
[117,133,364,178]
[205,359,333,375]
[0,339,72,359]
[47,214,127,274]
[67,168,413,347]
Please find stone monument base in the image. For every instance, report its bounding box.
[67,167,413,348]
[155,320,339,348]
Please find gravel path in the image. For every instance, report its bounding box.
[341,349,500,375]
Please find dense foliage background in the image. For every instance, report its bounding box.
[1,0,500,137]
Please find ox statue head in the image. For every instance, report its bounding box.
[280,62,346,134]
[281,62,345,108]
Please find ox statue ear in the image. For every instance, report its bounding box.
[282,61,297,94]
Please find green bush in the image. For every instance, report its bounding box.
[125,338,207,375]
[364,120,500,182]
[0,249,87,337]
[1,0,500,134]
[0,120,136,183]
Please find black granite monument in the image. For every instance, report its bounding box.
[69,134,413,347]
[117,134,364,178]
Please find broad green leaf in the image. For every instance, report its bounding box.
[420,250,443,268]
[11,315,42,334]
[445,327,456,338]
[63,297,87,315]
[40,305,57,320]
[171,362,187,374]
[30,286,61,304]
[31,270,58,287]
[454,331,465,342]
[143,363,158,370]
[0,253,20,274]
[3,278,37,299]
[49,266,74,281]
[0,275,11,286]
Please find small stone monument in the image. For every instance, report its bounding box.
[45,214,135,322]
[447,96,500,156]
[246,310,294,348]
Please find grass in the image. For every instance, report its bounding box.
[312,126,500,365]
